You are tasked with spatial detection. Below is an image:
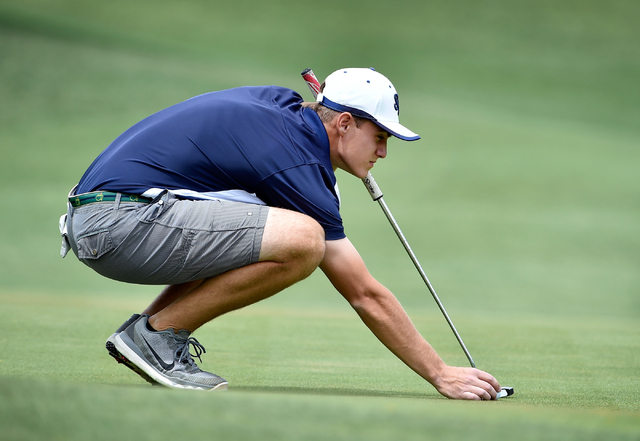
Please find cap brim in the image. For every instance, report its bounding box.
[375,121,421,141]
[319,96,420,141]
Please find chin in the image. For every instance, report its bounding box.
[354,169,369,179]
[339,165,369,179]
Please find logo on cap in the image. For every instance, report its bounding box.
[394,94,400,115]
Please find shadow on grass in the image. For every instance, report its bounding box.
[233,385,438,400]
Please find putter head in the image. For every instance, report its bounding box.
[496,387,514,399]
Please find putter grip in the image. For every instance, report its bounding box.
[362,172,383,201]
[301,68,321,98]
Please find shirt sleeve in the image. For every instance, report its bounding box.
[255,164,345,241]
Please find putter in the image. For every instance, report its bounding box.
[301,68,514,398]
[362,173,477,367]
[302,68,476,366]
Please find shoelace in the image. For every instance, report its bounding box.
[175,337,207,366]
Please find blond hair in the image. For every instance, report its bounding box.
[302,101,367,128]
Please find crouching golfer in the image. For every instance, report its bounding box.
[60,68,502,400]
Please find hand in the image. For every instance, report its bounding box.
[433,365,502,401]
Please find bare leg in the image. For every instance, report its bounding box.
[147,207,325,332]
[142,280,203,316]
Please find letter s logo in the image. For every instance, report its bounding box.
[394,94,400,115]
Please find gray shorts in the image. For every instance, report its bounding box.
[66,191,269,285]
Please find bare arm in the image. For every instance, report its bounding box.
[320,237,501,400]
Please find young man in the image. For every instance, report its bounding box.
[61,68,502,400]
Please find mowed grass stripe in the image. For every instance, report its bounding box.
[1,378,639,441]
[0,290,638,411]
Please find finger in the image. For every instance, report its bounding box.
[466,376,497,401]
[460,391,482,401]
[481,386,495,401]
[471,385,494,401]
[473,370,501,398]
[463,388,492,401]
[476,370,502,393]
[476,379,498,400]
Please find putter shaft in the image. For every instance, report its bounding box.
[298,68,476,369]
[362,172,476,368]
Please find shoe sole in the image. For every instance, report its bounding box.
[113,332,228,391]
[106,335,160,386]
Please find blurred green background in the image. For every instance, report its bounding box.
[1,0,638,440]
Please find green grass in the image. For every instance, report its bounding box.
[3,379,638,441]
[1,0,639,439]
[1,290,639,439]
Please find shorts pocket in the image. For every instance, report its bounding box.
[76,229,115,260]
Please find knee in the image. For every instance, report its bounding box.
[306,219,326,264]
[291,216,325,267]
[260,209,326,269]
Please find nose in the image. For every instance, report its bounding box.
[377,144,387,159]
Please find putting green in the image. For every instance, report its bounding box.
[1,0,638,439]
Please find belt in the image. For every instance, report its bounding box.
[69,191,153,208]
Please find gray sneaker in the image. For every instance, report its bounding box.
[106,313,142,347]
[113,315,228,391]
[106,314,159,386]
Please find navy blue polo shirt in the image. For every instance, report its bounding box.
[76,86,345,240]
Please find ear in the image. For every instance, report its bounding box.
[335,112,354,136]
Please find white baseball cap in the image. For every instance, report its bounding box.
[316,68,420,141]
